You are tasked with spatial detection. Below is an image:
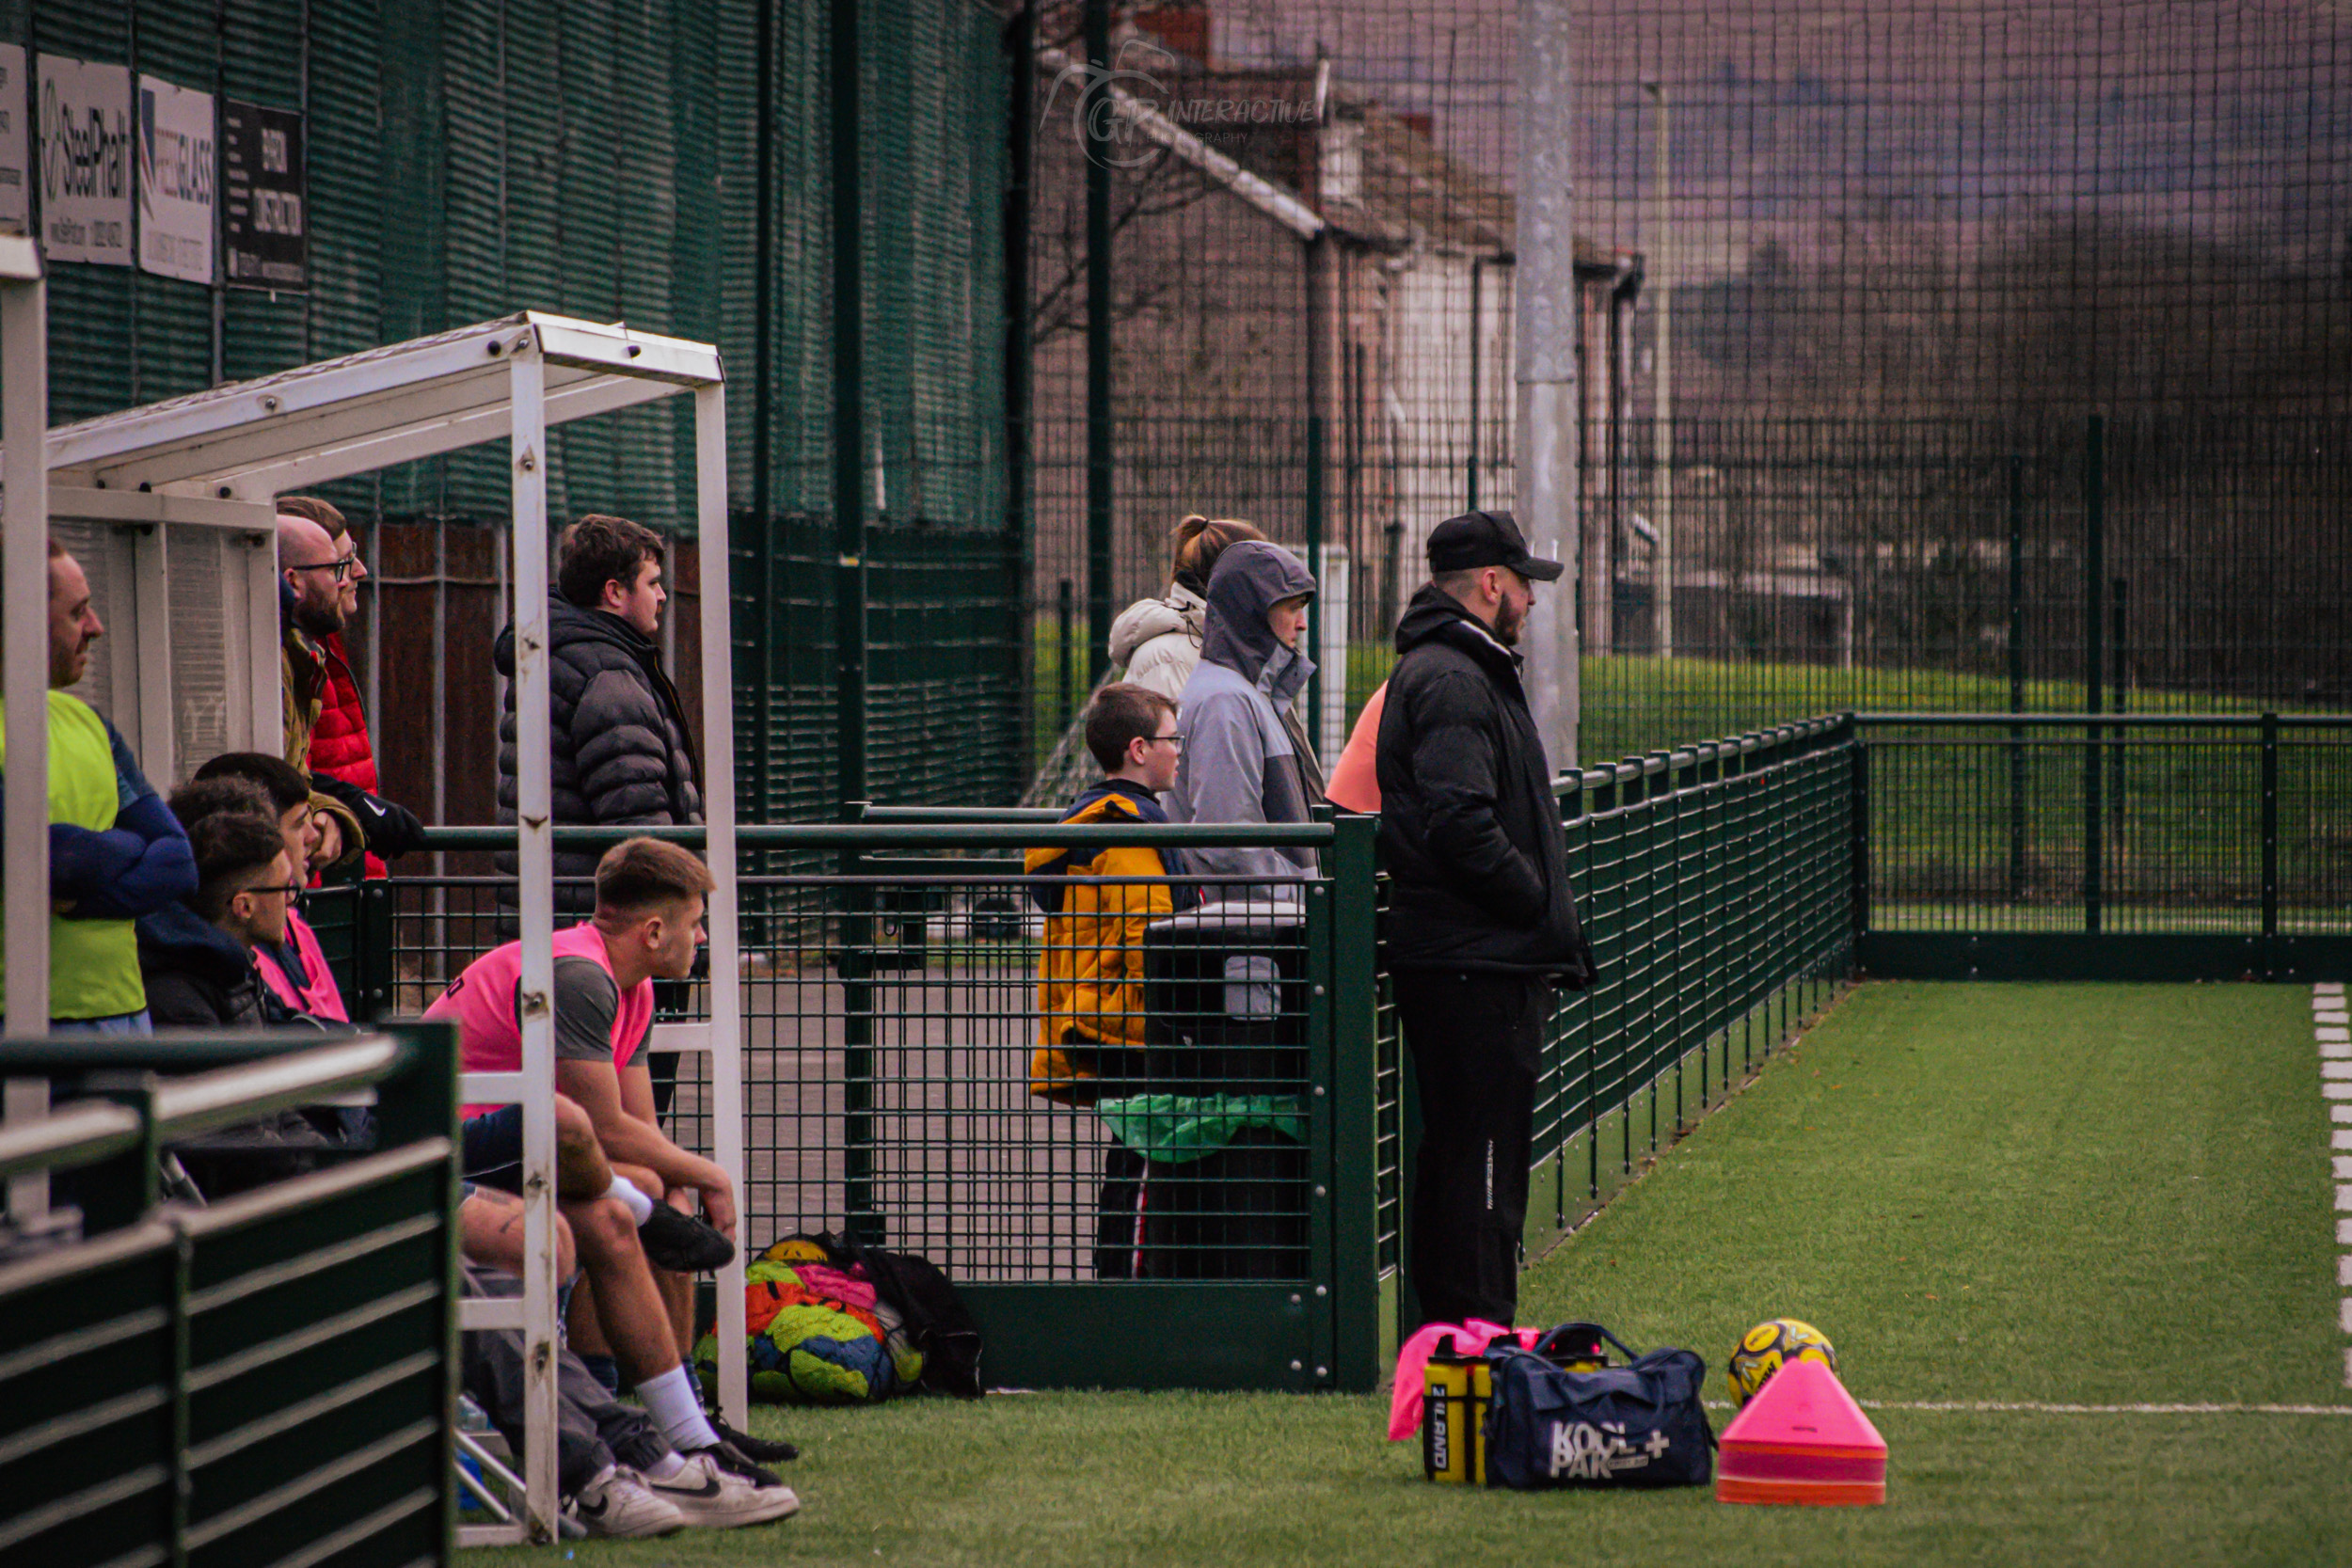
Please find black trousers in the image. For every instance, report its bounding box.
[1393,968,1549,1329]
[1095,1142,1147,1279]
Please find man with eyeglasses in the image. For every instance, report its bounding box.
[277,506,423,870]
[135,782,309,1032]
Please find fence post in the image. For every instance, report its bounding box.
[1850,717,1871,951]
[2261,711,2280,950]
[2083,414,2105,935]
[2007,452,2026,900]
[1327,813,1380,1391]
[835,801,880,1245]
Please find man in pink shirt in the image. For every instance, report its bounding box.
[428,838,789,1481]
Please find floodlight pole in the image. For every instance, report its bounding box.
[3,237,49,1217]
[507,334,563,1544]
[1517,0,1582,769]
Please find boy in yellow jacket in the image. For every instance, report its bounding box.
[1025,683,1194,1277]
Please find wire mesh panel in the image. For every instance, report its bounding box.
[737,863,1324,1286]
[359,822,1358,1389]
[1020,2,2352,795]
[1858,716,2352,943]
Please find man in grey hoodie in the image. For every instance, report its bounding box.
[1166,540,1320,897]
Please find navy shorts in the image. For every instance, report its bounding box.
[459,1104,525,1194]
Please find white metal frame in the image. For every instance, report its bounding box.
[16,311,746,1547]
[2,234,51,1217]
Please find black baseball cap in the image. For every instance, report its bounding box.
[1425,510,1565,582]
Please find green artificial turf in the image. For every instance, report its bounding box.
[482,981,2351,1566]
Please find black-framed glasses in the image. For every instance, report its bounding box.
[243,883,307,900]
[287,555,366,581]
[1147,733,1185,750]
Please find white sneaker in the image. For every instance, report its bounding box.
[571,1464,688,1538]
[640,1451,802,1528]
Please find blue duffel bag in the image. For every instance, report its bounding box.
[1481,1324,1715,1489]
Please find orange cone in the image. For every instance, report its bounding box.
[1715,1356,1887,1506]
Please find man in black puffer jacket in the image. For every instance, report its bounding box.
[1375,510,1594,1330]
[494,515,705,927]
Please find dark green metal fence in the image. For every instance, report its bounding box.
[345,724,1861,1389]
[0,1027,460,1568]
[1852,713,2352,981]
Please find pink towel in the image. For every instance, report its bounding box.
[1387,1320,1542,1441]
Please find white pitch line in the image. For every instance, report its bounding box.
[1699,1400,2352,1416]
[2335,1131,2352,1151]
[2334,1106,2352,1124]
[2340,1257,2352,1288]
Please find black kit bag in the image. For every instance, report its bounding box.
[1481,1324,1714,1490]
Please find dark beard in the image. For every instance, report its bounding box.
[293,600,345,640]
[1492,598,1525,646]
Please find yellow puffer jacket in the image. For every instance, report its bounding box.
[1026,784,1179,1103]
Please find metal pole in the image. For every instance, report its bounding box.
[1305,413,1325,759]
[1007,1,1037,770]
[1645,80,1673,662]
[506,337,562,1544]
[1057,577,1074,729]
[1517,0,1582,769]
[1466,259,1482,511]
[3,253,50,1219]
[693,383,749,1431]
[2110,574,2127,847]
[2260,710,2280,943]
[2082,414,2104,935]
[832,0,868,805]
[1083,0,1114,681]
[2007,453,2026,902]
[753,0,777,823]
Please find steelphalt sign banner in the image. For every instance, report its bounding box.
[221,99,305,290]
[138,74,215,283]
[38,54,133,265]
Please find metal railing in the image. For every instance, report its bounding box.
[0,1027,460,1568]
[1851,713,2352,980]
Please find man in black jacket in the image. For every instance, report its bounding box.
[496,514,705,923]
[1375,511,1594,1328]
[496,514,707,1118]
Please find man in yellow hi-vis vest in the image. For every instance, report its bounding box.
[0,540,198,1033]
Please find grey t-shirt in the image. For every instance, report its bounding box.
[515,956,644,1070]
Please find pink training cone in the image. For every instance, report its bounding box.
[1715,1355,1887,1506]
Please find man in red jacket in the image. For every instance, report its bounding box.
[277,496,422,875]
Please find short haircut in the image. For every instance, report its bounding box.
[1430,568,1482,599]
[167,776,274,835]
[558,515,665,611]
[594,836,714,917]
[192,752,311,816]
[1085,682,1179,772]
[185,810,287,923]
[46,537,66,561]
[276,495,348,539]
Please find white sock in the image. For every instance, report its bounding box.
[639,1450,687,1481]
[603,1175,655,1227]
[638,1364,720,1453]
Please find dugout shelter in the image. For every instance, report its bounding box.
[4,300,748,1547]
